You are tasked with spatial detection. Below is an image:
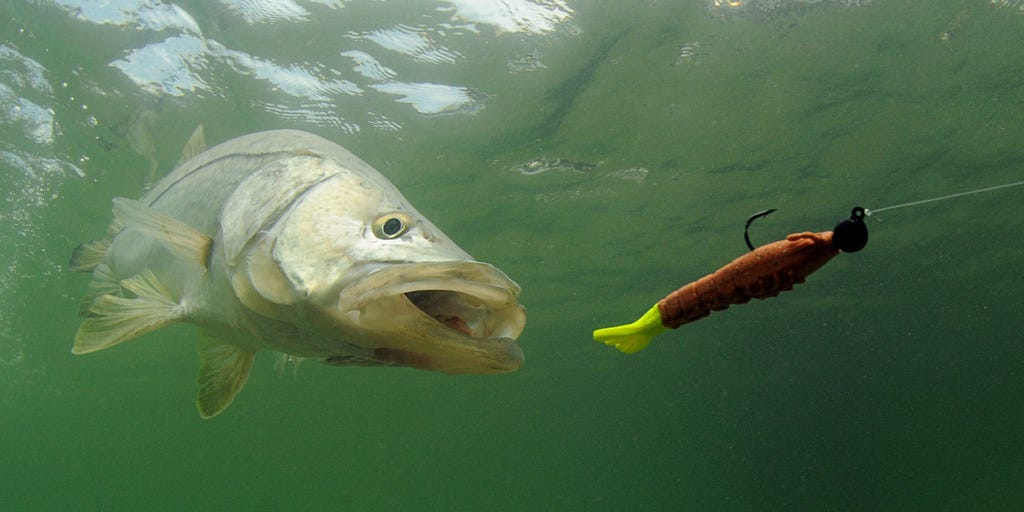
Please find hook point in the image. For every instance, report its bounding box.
[744,208,777,251]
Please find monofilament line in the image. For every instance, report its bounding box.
[866,179,1024,215]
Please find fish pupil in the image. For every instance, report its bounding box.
[383,217,403,237]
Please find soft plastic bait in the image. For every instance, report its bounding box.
[593,207,868,354]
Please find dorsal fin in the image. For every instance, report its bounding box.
[196,340,256,419]
[73,269,184,354]
[112,198,212,268]
[177,124,207,166]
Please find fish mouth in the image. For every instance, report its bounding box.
[336,261,526,374]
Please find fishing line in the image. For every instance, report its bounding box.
[865,179,1024,216]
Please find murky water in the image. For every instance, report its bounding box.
[2,1,1023,510]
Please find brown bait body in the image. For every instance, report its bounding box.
[657,231,838,329]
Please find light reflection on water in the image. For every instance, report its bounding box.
[40,0,578,129]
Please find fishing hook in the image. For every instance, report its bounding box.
[744,208,777,251]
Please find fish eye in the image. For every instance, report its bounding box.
[372,213,413,239]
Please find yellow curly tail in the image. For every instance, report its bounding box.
[593,305,668,354]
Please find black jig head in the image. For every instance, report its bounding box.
[832,206,868,253]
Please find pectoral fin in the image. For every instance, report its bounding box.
[196,341,256,419]
[77,263,120,317]
[73,269,184,354]
[112,197,212,268]
[69,219,125,272]
[69,238,112,272]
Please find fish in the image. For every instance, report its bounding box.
[70,128,526,418]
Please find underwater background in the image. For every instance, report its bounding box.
[2,0,1023,510]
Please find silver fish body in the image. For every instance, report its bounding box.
[71,129,526,418]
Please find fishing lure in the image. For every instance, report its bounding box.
[593,207,869,354]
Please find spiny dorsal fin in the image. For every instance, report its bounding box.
[177,124,207,166]
[112,197,212,268]
[73,269,184,354]
[196,341,256,419]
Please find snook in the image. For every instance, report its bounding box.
[70,128,526,418]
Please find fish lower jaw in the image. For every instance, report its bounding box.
[324,340,522,375]
[379,338,524,375]
[334,295,525,374]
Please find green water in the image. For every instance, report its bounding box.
[2,1,1023,510]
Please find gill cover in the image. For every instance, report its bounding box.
[221,156,339,312]
[269,169,412,296]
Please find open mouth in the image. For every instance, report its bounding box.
[340,261,525,338]
[404,289,511,339]
[336,261,526,373]
[406,290,474,336]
